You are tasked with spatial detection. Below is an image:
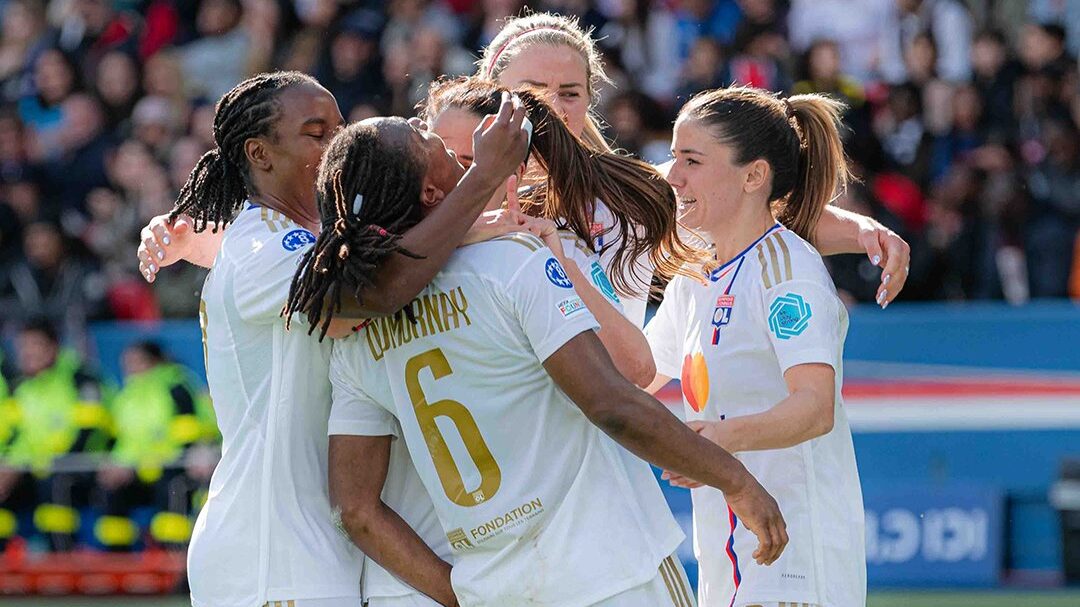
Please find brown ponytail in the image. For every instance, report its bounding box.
[779,95,849,243]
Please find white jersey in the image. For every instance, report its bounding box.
[645,223,865,607]
[329,232,683,607]
[593,200,654,327]
[190,203,363,607]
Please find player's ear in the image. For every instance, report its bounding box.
[744,158,769,194]
[245,137,271,173]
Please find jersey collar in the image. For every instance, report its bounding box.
[708,222,783,282]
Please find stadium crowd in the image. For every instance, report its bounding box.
[1,0,1080,554]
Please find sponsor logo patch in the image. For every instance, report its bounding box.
[768,292,812,340]
[282,229,316,251]
[589,262,620,304]
[545,258,573,288]
[557,297,586,318]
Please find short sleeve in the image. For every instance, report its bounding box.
[558,234,625,315]
[762,280,843,373]
[328,343,399,437]
[233,225,317,324]
[644,277,687,379]
[506,248,600,362]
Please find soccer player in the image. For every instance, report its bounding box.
[645,87,866,607]
[324,82,693,607]
[286,117,788,606]
[163,72,528,607]
[477,12,911,324]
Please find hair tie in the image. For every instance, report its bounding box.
[352,193,364,216]
[369,224,389,237]
[782,98,795,119]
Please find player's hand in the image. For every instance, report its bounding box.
[662,420,739,489]
[858,224,910,309]
[725,475,788,566]
[461,176,528,245]
[138,213,194,283]
[470,92,529,189]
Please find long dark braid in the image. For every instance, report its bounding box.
[170,71,318,232]
[283,118,428,338]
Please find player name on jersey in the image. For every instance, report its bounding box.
[364,286,472,361]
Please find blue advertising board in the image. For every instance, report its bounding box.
[864,484,1004,587]
[658,474,1004,591]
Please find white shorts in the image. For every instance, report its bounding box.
[590,555,696,607]
[364,594,441,607]
[261,599,361,607]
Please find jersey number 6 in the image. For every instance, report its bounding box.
[405,348,502,507]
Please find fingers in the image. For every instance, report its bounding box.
[491,91,513,128]
[876,232,910,308]
[751,523,774,565]
[508,96,528,133]
[505,175,521,216]
[686,420,707,433]
[660,470,704,489]
[407,117,428,131]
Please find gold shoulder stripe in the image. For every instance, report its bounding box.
[773,232,793,282]
[763,234,783,286]
[756,243,773,289]
[260,208,280,233]
[558,230,594,258]
[492,232,543,251]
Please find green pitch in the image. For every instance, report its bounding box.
[5,591,1080,606]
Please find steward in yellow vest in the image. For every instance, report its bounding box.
[0,320,111,551]
[94,341,214,550]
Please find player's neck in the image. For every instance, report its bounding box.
[705,201,776,266]
[251,192,320,232]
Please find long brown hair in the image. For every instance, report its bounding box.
[421,77,707,295]
[678,86,850,243]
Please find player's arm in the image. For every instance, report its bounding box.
[813,206,910,306]
[338,93,530,317]
[561,260,654,387]
[541,333,787,565]
[527,217,654,387]
[138,214,226,282]
[684,364,834,455]
[329,435,457,607]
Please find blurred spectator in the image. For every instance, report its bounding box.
[970,29,1021,129]
[788,0,892,82]
[317,9,389,118]
[94,50,142,132]
[177,0,248,100]
[0,0,50,101]
[93,341,210,551]
[879,0,973,84]
[0,221,107,336]
[0,319,110,551]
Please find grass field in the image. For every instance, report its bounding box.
[3,591,1080,606]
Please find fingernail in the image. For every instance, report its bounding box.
[876,291,886,305]
[157,251,165,260]
[163,235,170,245]
[871,255,881,266]
[883,299,889,309]
[150,264,157,273]
[883,274,891,285]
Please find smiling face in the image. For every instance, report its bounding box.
[496,43,590,138]
[666,117,756,234]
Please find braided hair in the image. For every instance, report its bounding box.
[170,71,319,232]
[283,118,428,338]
